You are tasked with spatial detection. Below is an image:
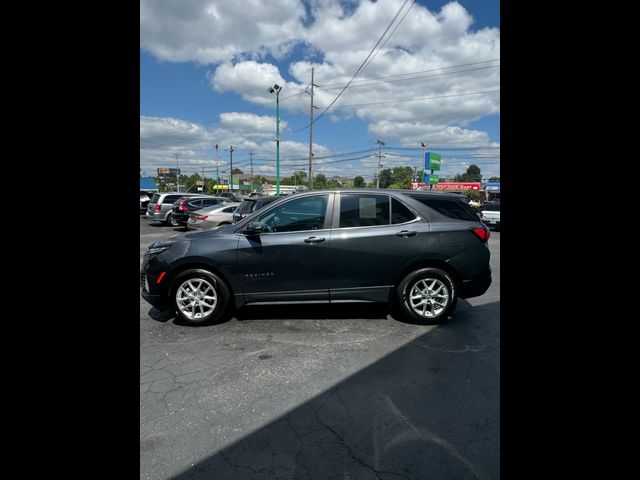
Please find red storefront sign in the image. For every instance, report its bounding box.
[411,182,481,191]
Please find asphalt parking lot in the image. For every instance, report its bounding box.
[140,216,500,480]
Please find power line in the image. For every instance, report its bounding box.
[293,0,414,134]
[314,64,499,92]
[315,89,500,110]
[315,59,500,89]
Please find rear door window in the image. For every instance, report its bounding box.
[339,194,390,228]
[391,198,418,224]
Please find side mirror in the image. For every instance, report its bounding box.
[244,221,262,235]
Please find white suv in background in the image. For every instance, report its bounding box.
[480,202,500,230]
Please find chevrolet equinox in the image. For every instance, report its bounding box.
[141,190,491,325]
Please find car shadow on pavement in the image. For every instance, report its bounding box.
[149,301,477,326]
[162,300,500,480]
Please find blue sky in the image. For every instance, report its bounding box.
[140,0,500,181]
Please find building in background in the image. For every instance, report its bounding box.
[140,177,159,192]
[485,182,500,202]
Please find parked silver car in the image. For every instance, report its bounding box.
[187,202,240,230]
[146,192,200,226]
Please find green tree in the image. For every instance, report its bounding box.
[326,179,341,189]
[353,176,366,188]
[231,168,243,174]
[313,173,327,189]
[466,165,481,182]
[378,169,394,188]
[453,164,482,182]
[379,166,413,189]
[488,176,500,182]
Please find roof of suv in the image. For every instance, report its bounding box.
[265,189,468,200]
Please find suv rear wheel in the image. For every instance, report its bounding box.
[397,267,457,324]
[170,269,231,325]
[166,213,179,227]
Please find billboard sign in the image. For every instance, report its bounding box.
[429,174,439,185]
[411,182,481,191]
[157,168,180,177]
[485,182,500,191]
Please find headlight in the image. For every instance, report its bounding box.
[147,240,175,256]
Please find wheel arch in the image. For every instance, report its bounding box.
[161,260,235,302]
[395,258,462,294]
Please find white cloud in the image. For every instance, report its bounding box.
[141,0,500,177]
[140,0,308,63]
[219,112,287,137]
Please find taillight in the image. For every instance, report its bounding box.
[197,215,208,220]
[471,226,490,242]
[154,204,161,212]
[179,203,188,211]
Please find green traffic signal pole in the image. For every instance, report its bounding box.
[276,90,280,195]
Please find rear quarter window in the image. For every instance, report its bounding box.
[408,196,479,221]
[150,194,160,204]
[163,195,182,204]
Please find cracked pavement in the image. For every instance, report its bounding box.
[140,217,500,479]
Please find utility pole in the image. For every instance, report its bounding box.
[375,140,385,189]
[229,145,234,194]
[215,144,220,194]
[249,152,254,189]
[307,68,318,190]
[175,152,180,192]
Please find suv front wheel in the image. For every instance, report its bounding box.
[170,269,231,325]
[397,267,457,324]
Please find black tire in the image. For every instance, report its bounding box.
[170,269,231,325]
[167,213,179,227]
[397,267,457,324]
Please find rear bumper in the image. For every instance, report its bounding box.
[459,273,492,299]
[145,212,166,221]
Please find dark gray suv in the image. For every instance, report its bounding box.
[141,190,491,325]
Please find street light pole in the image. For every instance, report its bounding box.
[229,145,234,194]
[269,84,283,195]
[215,144,220,194]
[276,90,281,196]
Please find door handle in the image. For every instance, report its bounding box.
[396,230,417,237]
[304,236,325,243]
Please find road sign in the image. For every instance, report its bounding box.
[429,174,439,185]
[429,153,441,171]
[424,152,442,171]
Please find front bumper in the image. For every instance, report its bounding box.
[141,262,170,310]
[141,290,167,310]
